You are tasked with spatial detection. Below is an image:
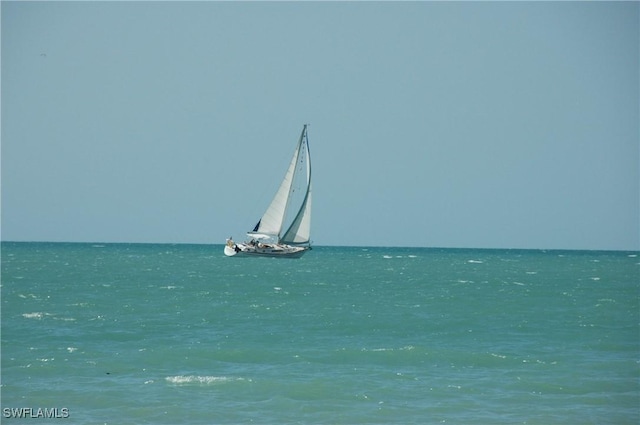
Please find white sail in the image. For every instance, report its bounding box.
[249,129,304,238]
[281,184,312,244]
[281,129,312,244]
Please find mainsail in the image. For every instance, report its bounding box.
[249,125,311,245]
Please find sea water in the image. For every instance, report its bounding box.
[1,242,638,424]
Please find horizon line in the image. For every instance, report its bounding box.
[1,240,638,254]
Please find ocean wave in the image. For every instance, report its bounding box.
[359,346,416,353]
[22,312,76,322]
[165,375,249,385]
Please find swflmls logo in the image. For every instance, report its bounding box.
[3,407,70,419]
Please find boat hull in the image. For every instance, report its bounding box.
[224,243,309,258]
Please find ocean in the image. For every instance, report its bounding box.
[1,242,638,424]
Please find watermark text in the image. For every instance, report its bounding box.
[3,408,69,419]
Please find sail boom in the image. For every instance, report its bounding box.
[246,232,274,240]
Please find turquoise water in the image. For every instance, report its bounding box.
[1,242,638,424]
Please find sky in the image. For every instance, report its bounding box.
[2,1,638,251]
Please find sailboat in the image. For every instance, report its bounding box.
[224,125,312,258]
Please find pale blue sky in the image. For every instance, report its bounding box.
[2,1,638,250]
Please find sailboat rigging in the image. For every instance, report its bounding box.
[224,125,312,258]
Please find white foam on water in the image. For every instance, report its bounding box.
[362,345,415,353]
[165,375,248,385]
[53,317,76,321]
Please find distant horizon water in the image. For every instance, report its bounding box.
[1,240,638,254]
